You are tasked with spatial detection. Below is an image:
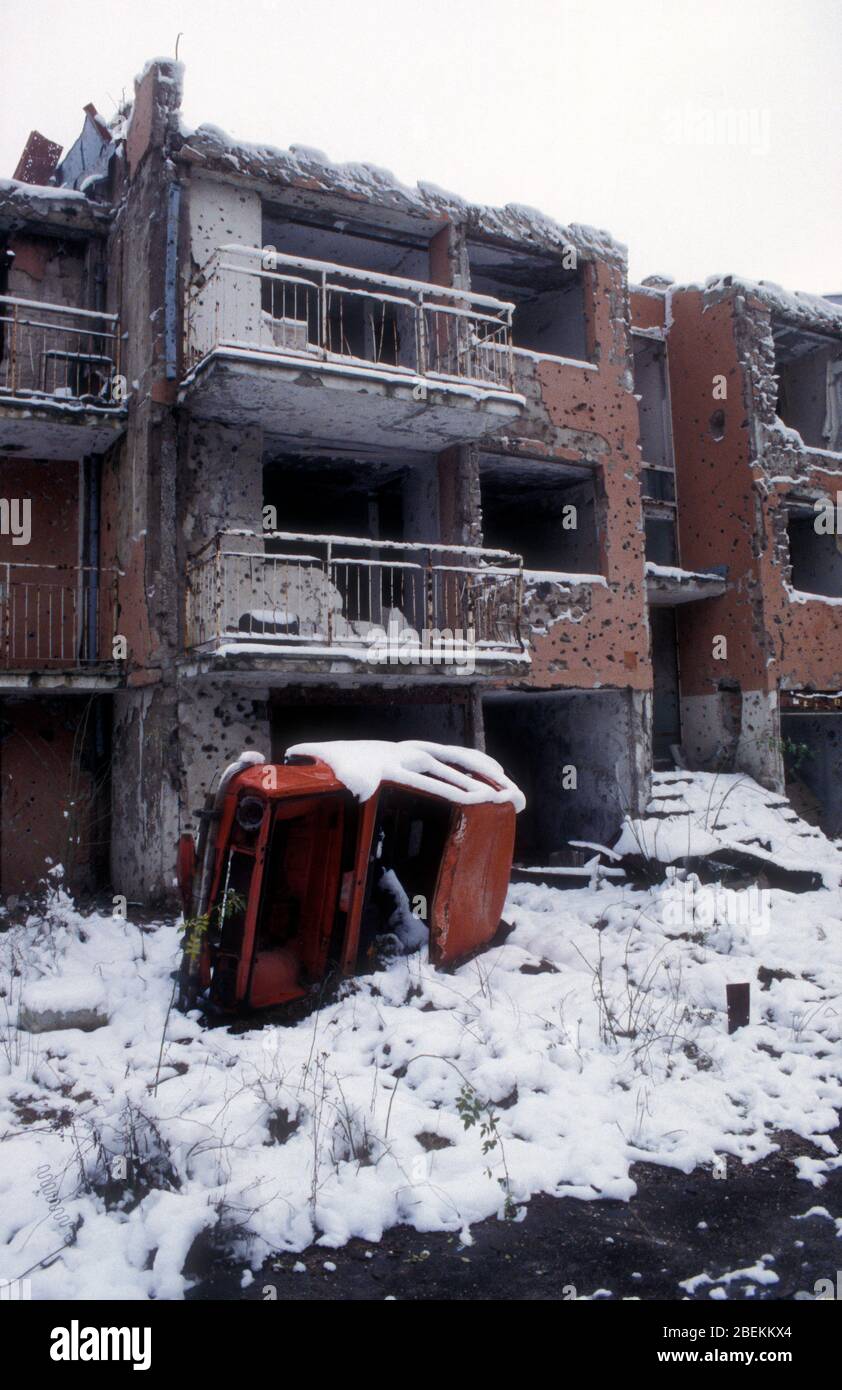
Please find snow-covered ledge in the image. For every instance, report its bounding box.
[512,346,598,371]
[645,562,727,606]
[786,582,842,608]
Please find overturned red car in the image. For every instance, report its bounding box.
[177,741,524,1013]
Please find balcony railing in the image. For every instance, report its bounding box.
[0,295,123,406]
[185,531,525,663]
[184,245,517,393]
[0,563,120,669]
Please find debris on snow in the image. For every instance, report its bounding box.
[18,976,108,1034]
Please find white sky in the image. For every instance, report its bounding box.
[2,0,840,292]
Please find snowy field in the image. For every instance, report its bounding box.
[1,773,841,1300]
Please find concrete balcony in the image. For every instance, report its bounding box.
[183,530,529,681]
[180,246,525,452]
[0,295,127,458]
[645,562,727,606]
[0,562,123,690]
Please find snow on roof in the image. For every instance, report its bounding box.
[176,125,625,265]
[286,739,525,811]
[673,274,842,333]
[0,176,92,204]
[135,56,185,86]
[0,177,115,236]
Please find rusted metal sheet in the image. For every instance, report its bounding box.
[429,801,515,964]
[12,131,62,186]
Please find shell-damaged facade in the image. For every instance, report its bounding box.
[1,58,841,901]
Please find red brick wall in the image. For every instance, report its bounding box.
[629,287,666,333]
[667,290,768,696]
[508,259,650,691]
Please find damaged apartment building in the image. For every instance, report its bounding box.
[0,58,840,902]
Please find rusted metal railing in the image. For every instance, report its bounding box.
[0,295,123,404]
[185,531,524,660]
[0,563,120,668]
[184,245,516,393]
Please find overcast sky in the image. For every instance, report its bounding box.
[2,0,840,292]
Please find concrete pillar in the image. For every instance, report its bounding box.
[176,679,271,838]
[438,443,482,547]
[111,684,181,905]
[680,687,783,790]
[182,419,264,551]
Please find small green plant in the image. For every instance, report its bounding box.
[182,912,210,962]
[456,1083,517,1220]
[780,737,813,773]
[757,731,814,775]
[385,1058,520,1222]
[181,889,246,961]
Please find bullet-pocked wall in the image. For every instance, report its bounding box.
[15,51,841,902]
[665,286,781,785]
[667,281,842,800]
[492,252,652,697]
[107,60,187,901]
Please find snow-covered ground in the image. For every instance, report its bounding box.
[1,775,841,1300]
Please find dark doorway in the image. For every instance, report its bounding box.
[651,608,681,765]
[269,691,470,762]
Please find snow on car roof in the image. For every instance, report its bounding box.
[286,739,525,811]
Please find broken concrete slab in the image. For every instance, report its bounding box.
[18,977,108,1033]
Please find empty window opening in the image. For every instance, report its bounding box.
[635,334,678,566]
[633,334,674,470]
[773,320,842,451]
[260,206,439,371]
[642,469,675,504]
[644,513,678,567]
[260,453,441,635]
[1,234,107,398]
[479,454,599,573]
[263,453,408,541]
[467,241,591,362]
[787,505,842,597]
[262,206,434,280]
